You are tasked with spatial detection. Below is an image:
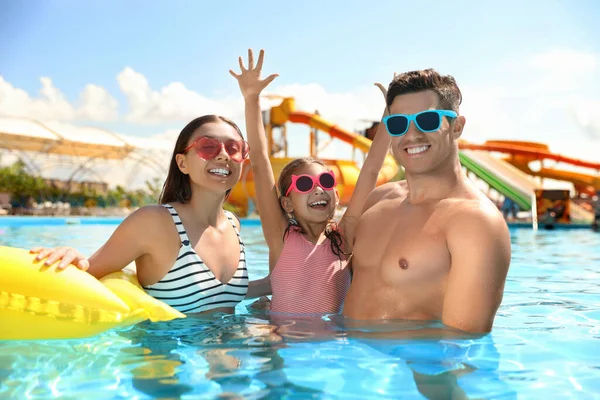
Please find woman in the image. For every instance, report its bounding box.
[31,115,269,314]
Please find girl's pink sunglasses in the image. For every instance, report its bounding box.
[285,171,337,196]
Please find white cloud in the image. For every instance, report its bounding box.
[0,76,118,121]
[459,50,600,155]
[524,50,600,94]
[117,67,237,124]
[150,128,180,143]
[459,84,515,142]
[77,84,119,120]
[527,50,598,75]
[0,76,75,120]
[568,98,600,140]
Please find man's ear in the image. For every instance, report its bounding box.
[176,154,189,175]
[451,115,466,140]
[280,196,294,213]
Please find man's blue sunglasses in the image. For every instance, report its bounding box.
[382,110,458,136]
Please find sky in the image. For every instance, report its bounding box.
[1,0,599,187]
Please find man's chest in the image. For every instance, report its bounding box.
[353,203,451,286]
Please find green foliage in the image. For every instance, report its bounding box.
[0,160,158,208]
[0,161,46,203]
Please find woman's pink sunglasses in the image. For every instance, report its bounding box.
[183,136,249,163]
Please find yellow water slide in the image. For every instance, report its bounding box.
[228,98,398,216]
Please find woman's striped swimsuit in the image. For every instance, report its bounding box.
[142,204,248,314]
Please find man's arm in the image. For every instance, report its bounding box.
[442,205,511,333]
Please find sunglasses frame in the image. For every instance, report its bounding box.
[382,110,458,137]
[182,136,250,163]
[285,170,337,196]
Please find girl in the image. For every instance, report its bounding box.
[31,115,270,315]
[230,49,391,314]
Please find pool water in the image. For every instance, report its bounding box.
[1,220,599,399]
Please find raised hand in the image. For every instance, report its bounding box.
[374,72,397,117]
[30,246,90,270]
[229,49,279,100]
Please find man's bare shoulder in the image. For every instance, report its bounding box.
[363,180,408,213]
[444,195,510,245]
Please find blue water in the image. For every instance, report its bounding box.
[1,218,599,399]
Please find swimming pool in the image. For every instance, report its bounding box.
[1,218,599,399]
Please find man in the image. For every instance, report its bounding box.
[343,69,511,335]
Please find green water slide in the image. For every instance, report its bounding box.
[459,150,536,211]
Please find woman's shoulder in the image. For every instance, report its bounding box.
[129,204,172,218]
[122,204,174,230]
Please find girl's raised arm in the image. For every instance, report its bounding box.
[230,49,288,257]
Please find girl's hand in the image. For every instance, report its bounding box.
[229,48,279,100]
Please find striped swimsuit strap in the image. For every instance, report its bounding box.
[164,204,245,249]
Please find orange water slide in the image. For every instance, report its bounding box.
[458,140,600,195]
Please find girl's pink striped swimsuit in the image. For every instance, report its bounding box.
[270,227,351,314]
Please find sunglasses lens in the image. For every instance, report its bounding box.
[295,176,314,193]
[240,142,249,160]
[194,137,220,160]
[386,116,409,135]
[319,172,335,189]
[224,140,247,162]
[415,111,441,131]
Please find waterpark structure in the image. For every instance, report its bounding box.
[1,97,598,226]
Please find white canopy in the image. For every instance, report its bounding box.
[0,116,173,189]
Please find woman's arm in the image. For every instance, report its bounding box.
[31,206,163,279]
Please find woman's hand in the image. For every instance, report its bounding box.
[30,246,90,270]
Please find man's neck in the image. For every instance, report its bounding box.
[404,155,465,204]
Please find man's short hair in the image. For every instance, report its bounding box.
[386,69,462,112]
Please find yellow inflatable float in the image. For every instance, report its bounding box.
[0,246,185,340]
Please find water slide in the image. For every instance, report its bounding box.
[459,149,539,210]
[458,140,598,222]
[459,140,600,196]
[458,149,595,222]
[227,98,398,216]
